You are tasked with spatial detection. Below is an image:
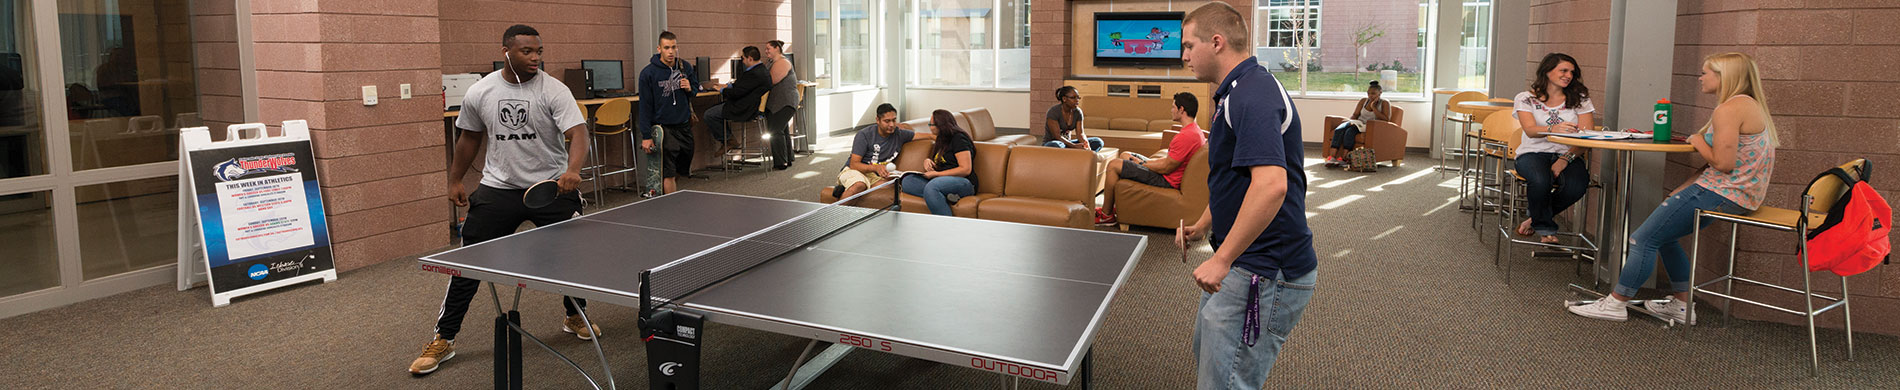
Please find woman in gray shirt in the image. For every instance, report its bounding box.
[1044,86,1103,151]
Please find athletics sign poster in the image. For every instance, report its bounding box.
[180,121,336,306]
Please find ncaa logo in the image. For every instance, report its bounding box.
[247,264,270,280]
[658,362,684,376]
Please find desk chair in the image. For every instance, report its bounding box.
[1689,159,1874,376]
[1490,125,1601,285]
[1443,91,1488,174]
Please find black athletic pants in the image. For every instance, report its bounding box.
[766,107,796,169]
[433,185,586,341]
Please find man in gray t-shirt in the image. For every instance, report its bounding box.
[835,103,931,202]
[412,24,594,377]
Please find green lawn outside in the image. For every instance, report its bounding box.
[1267,72,1490,95]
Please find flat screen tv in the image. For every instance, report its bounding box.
[1094,12,1184,67]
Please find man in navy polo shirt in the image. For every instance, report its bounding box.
[1173,3,1316,389]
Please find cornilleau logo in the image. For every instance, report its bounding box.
[247,264,269,280]
[659,362,684,376]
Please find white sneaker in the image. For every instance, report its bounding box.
[1568,296,1629,322]
[1642,297,1695,325]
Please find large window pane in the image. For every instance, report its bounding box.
[814,0,832,88]
[838,0,873,87]
[1458,0,1491,89]
[915,0,993,88]
[996,0,1029,88]
[0,0,47,180]
[0,190,56,297]
[76,176,176,280]
[1257,0,1428,96]
[60,0,198,170]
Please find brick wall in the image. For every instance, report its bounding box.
[667,0,793,84]
[1534,0,1900,335]
[1031,0,1250,116]
[1671,0,1900,335]
[191,0,242,131]
[1318,0,1422,72]
[440,0,640,91]
[251,0,448,271]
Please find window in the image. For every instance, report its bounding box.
[1259,0,1437,97]
[1458,0,1492,89]
[814,0,880,90]
[1260,0,1319,48]
[838,0,875,87]
[907,0,1030,89]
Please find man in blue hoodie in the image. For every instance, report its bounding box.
[637,31,698,195]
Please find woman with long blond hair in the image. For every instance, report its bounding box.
[1569,52,1779,323]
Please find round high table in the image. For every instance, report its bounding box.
[1549,135,1696,324]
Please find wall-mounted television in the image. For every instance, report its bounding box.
[1094,12,1184,67]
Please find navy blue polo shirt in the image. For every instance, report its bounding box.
[1205,57,1316,281]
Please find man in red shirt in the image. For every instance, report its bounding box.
[1096,92,1206,226]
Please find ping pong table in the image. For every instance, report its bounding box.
[419,189,1147,389]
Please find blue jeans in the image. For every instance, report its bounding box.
[899,175,974,216]
[1329,123,1360,150]
[1193,268,1316,390]
[1614,184,1748,298]
[1514,152,1590,236]
[1043,136,1104,151]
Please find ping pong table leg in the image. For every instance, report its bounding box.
[493,314,508,390]
[643,309,704,390]
[509,310,523,390]
[1081,348,1094,390]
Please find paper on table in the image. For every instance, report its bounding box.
[1547,130,1646,140]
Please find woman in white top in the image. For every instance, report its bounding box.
[1323,80,1392,167]
[1512,53,1595,244]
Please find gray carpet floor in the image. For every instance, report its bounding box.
[2,138,1894,389]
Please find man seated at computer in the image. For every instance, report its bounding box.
[1094,92,1205,226]
[702,46,772,148]
[835,103,931,204]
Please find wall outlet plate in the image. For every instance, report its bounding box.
[363,85,378,106]
[400,84,412,99]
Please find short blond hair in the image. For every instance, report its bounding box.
[1185,2,1249,54]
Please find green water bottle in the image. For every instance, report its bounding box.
[1652,99,1672,142]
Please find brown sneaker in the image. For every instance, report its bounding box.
[562,315,602,340]
[407,336,455,375]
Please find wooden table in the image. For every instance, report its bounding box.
[1457,100,1514,115]
[1433,87,1484,95]
[1550,135,1697,322]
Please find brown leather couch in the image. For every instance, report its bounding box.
[818,140,1097,229]
[976,146,1097,228]
[1321,105,1408,166]
[1110,145,1210,229]
[961,108,1038,146]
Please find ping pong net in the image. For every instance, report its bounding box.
[639,180,900,320]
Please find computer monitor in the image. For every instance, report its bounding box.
[694,56,711,88]
[581,60,623,91]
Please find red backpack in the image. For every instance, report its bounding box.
[1801,163,1891,277]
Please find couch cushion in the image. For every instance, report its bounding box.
[898,192,990,218]
[1082,116,1109,131]
[960,108,997,141]
[1108,118,1150,131]
[971,142,1010,194]
[953,111,978,140]
[984,134,1040,146]
[1090,129,1166,153]
[902,118,932,135]
[1147,120,1178,132]
[1002,146,1094,202]
[819,183,899,208]
[975,196,1090,229]
[895,139,933,171]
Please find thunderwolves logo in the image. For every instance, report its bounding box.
[499,99,530,131]
[213,153,299,181]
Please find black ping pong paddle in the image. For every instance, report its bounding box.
[523,179,563,209]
